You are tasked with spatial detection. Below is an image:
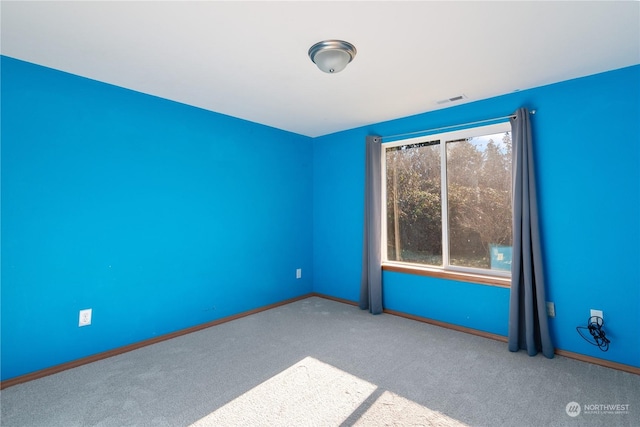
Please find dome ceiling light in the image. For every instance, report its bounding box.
[308,40,357,74]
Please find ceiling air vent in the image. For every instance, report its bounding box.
[436,94,468,105]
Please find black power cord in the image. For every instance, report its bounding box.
[576,316,609,352]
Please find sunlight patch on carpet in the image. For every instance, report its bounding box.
[189,356,467,426]
[190,356,375,426]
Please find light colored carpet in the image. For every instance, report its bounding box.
[1,296,638,426]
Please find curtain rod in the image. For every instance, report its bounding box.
[380,109,536,142]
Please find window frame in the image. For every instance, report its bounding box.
[381,121,513,285]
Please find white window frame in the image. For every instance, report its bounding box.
[381,121,512,278]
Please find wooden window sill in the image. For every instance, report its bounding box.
[382,263,511,288]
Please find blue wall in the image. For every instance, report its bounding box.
[313,65,640,368]
[1,57,314,380]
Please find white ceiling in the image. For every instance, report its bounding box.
[2,1,639,137]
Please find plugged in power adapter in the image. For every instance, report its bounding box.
[576,316,609,352]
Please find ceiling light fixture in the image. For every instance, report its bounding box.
[308,40,357,74]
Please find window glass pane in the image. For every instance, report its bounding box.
[446,132,512,271]
[386,141,442,265]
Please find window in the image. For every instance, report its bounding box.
[382,122,512,278]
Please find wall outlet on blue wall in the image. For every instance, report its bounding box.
[296,268,302,279]
[79,309,92,327]
[546,302,555,318]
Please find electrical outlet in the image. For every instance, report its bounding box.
[590,309,603,320]
[296,268,302,279]
[546,302,555,318]
[79,308,92,327]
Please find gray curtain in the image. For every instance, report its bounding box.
[508,108,554,358]
[360,135,383,314]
